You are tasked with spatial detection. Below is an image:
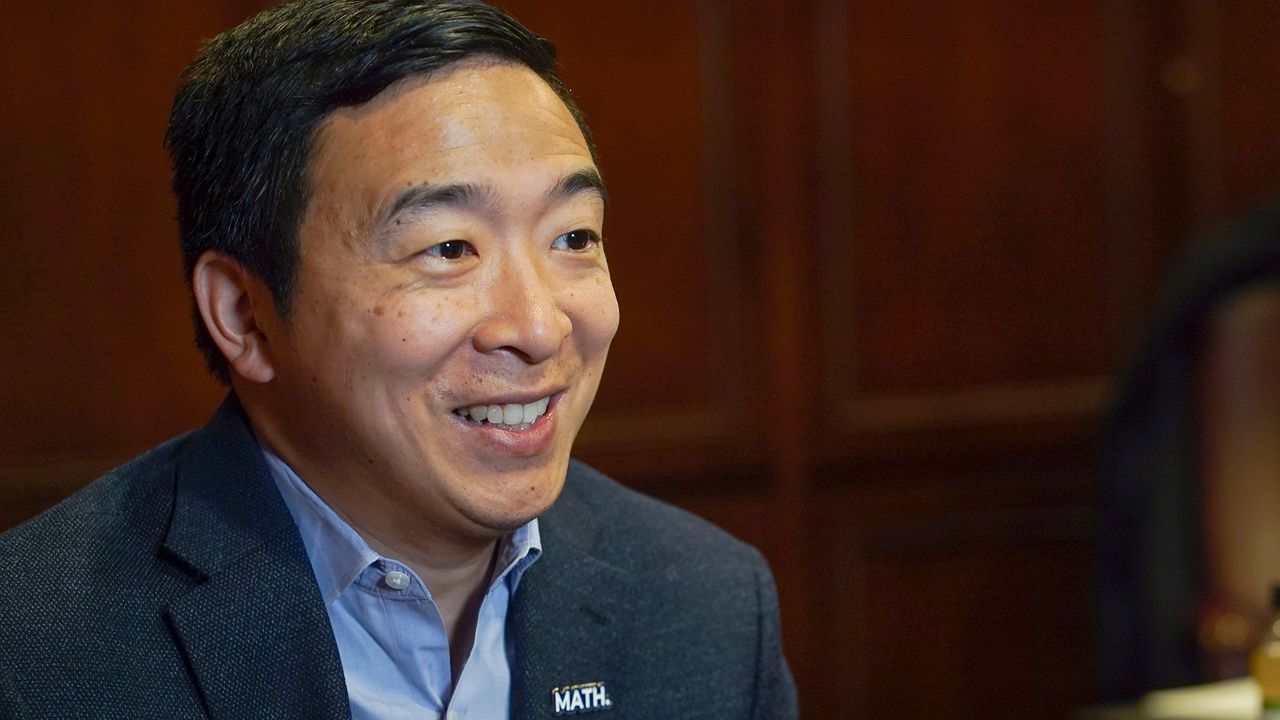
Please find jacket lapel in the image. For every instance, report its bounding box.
[510,472,641,719]
[160,398,349,720]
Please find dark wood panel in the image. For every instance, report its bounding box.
[820,0,1115,402]
[857,529,1094,718]
[723,0,825,701]
[813,445,1098,719]
[0,2,262,464]
[1102,0,1194,343]
[1193,0,1280,218]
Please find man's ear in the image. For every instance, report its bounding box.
[191,250,277,384]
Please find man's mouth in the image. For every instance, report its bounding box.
[451,394,554,431]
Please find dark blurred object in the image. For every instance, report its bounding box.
[1098,200,1280,700]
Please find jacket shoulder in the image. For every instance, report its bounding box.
[550,461,797,718]
[0,432,192,588]
[560,460,769,583]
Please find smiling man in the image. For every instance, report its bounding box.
[0,2,795,719]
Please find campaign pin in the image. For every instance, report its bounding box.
[551,680,613,716]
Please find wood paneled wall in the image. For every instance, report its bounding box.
[5,2,1280,717]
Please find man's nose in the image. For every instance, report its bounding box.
[472,257,572,364]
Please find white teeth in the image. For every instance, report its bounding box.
[503,403,523,425]
[457,396,553,426]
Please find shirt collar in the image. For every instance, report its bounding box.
[495,514,541,591]
[260,447,542,604]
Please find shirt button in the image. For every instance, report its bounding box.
[384,570,410,590]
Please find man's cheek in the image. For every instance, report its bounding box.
[581,284,620,350]
[372,312,465,371]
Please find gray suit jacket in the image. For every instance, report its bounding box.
[0,398,796,719]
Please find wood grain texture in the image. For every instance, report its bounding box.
[1183,0,1280,220]
[814,441,1097,717]
[819,0,1115,406]
[0,2,261,465]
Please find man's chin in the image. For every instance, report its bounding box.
[458,482,563,535]
[456,509,542,542]
[478,513,541,534]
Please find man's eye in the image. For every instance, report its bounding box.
[553,229,600,252]
[425,240,475,260]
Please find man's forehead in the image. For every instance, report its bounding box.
[309,60,589,173]
[298,60,599,244]
[338,56,517,116]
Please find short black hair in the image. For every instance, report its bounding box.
[166,0,595,384]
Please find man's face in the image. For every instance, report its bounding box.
[257,60,618,543]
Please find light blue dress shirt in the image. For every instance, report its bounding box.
[261,449,542,720]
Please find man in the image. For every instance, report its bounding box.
[0,1,796,718]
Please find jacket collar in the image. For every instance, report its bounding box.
[509,463,642,719]
[161,396,350,720]
[160,399,635,719]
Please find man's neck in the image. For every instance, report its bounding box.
[345,507,502,685]
[244,396,506,668]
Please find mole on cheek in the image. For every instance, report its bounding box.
[373,305,385,316]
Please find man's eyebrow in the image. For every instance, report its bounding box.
[383,168,607,226]
[385,181,494,222]
[551,168,609,208]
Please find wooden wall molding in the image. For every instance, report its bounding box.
[694,0,753,440]
[863,504,1096,555]
[839,376,1112,434]
[576,405,738,449]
